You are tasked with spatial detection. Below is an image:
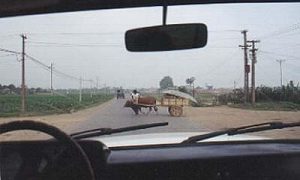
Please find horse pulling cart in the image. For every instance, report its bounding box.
[124,90,197,117]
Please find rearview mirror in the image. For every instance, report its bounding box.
[125,23,207,52]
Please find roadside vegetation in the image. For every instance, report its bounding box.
[169,79,299,111]
[194,92,217,107]
[206,81,300,111]
[228,102,300,111]
[0,93,113,117]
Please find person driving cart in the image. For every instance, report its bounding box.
[131,89,140,104]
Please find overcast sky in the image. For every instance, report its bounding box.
[0,3,299,89]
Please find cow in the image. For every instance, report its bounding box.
[124,96,158,115]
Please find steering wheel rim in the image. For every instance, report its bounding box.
[0,120,95,180]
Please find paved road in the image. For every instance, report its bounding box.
[71,98,208,135]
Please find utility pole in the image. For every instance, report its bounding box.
[192,82,195,97]
[79,77,82,102]
[247,40,260,104]
[276,59,286,87]
[50,63,54,94]
[233,81,237,90]
[233,81,237,97]
[90,80,93,98]
[21,34,27,113]
[96,77,99,95]
[104,83,107,95]
[96,77,99,88]
[239,30,251,103]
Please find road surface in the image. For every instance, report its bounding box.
[71,98,208,135]
[1,98,299,141]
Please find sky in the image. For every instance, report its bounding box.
[0,3,299,89]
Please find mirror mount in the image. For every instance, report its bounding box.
[163,4,168,26]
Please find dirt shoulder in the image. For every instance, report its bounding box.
[185,106,300,139]
[0,99,113,141]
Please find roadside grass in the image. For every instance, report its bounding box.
[0,94,114,117]
[228,101,300,111]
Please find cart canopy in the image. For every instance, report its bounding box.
[163,90,198,103]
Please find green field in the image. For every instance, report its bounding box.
[0,93,114,117]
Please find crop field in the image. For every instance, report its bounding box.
[0,93,114,117]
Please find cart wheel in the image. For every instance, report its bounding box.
[169,106,183,117]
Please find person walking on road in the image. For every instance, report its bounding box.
[131,90,140,104]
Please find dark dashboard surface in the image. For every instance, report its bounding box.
[1,140,300,180]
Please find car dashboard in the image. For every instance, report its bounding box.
[1,139,300,180]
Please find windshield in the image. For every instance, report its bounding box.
[0,3,299,141]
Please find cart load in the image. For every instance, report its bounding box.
[157,90,197,117]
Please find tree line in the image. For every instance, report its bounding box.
[0,84,49,95]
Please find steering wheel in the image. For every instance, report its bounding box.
[0,120,95,180]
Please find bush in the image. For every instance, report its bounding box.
[256,81,300,104]
[218,89,244,105]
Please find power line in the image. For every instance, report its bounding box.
[27,41,121,47]
[0,34,19,37]
[26,54,98,96]
[25,54,92,83]
[0,47,21,55]
[26,32,121,36]
[256,53,298,85]
[211,37,241,41]
[259,50,300,60]
[206,46,237,49]
[260,41,300,48]
[26,56,78,81]
[0,54,15,58]
[52,69,79,81]
[25,54,50,69]
[202,49,240,77]
[209,30,242,33]
[258,22,300,40]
